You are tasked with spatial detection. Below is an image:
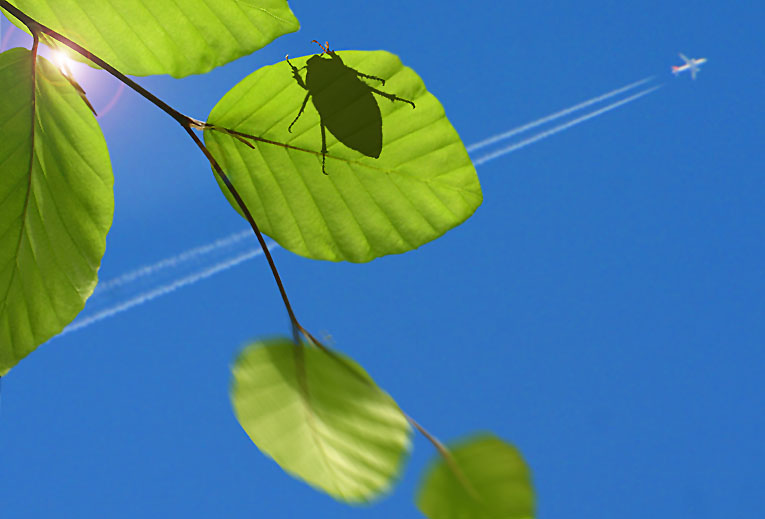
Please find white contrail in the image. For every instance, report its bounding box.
[60,80,661,336]
[466,77,655,153]
[94,229,251,295]
[60,244,276,337]
[473,84,662,165]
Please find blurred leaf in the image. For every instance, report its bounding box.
[205,50,481,262]
[0,48,113,375]
[2,0,299,77]
[417,434,534,519]
[230,338,412,502]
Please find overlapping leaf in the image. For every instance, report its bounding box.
[205,51,482,262]
[2,0,299,77]
[0,48,113,375]
[230,338,412,502]
[417,434,535,519]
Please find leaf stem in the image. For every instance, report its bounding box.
[404,413,482,501]
[183,128,301,329]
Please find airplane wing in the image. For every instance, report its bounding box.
[679,52,691,65]
[691,67,699,80]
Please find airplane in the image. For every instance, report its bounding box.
[672,53,707,80]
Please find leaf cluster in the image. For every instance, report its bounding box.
[0,1,533,516]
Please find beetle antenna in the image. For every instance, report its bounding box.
[311,39,330,54]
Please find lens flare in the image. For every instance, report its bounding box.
[50,49,76,78]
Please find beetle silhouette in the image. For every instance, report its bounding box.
[286,41,415,174]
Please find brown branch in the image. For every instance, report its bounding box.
[1,6,475,493]
[0,1,196,128]
[183,128,302,329]
[0,0,308,337]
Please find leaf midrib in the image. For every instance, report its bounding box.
[0,51,36,358]
[292,346,347,498]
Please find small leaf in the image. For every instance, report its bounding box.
[0,48,114,375]
[417,434,535,519]
[230,338,412,502]
[2,0,300,77]
[205,50,482,262]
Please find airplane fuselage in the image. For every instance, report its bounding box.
[672,56,707,79]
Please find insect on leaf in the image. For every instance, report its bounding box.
[205,50,482,263]
[286,43,415,173]
[0,48,113,375]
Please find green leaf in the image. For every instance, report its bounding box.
[417,434,535,519]
[0,48,113,375]
[2,0,299,78]
[205,50,482,263]
[230,338,412,502]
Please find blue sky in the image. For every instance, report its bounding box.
[1,2,763,518]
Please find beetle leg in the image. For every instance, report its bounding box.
[320,121,329,175]
[368,87,416,109]
[355,70,386,86]
[285,55,308,88]
[288,92,311,133]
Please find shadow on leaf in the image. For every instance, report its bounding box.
[286,41,415,174]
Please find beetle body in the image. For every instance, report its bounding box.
[287,43,414,174]
[305,52,383,159]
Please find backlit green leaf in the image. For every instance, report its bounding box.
[2,0,299,77]
[0,48,113,375]
[230,338,412,502]
[417,434,535,519]
[205,50,482,262]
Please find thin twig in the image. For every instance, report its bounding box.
[183,128,302,328]
[0,0,308,338]
[0,1,195,128]
[404,413,483,501]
